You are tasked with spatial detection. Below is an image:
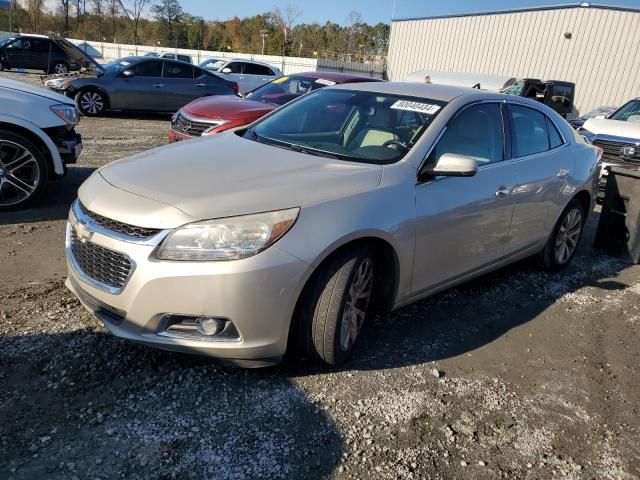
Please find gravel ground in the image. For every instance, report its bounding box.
[1,71,639,480]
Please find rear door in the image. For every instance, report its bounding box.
[242,63,277,92]
[503,103,573,254]
[112,59,164,110]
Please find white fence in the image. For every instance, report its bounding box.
[67,38,386,79]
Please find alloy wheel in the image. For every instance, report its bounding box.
[555,208,582,264]
[339,258,374,352]
[80,92,104,115]
[54,63,68,74]
[0,140,40,207]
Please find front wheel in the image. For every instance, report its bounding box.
[296,247,376,366]
[537,199,585,271]
[0,130,48,211]
[76,90,107,116]
[50,61,69,74]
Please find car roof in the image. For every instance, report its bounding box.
[293,71,382,83]
[329,81,507,102]
[225,58,281,70]
[11,33,49,39]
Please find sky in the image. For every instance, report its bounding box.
[181,0,640,25]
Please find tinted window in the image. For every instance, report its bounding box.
[547,117,564,149]
[510,105,550,157]
[163,61,194,79]
[433,103,504,164]
[244,63,273,76]
[225,62,243,74]
[131,60,163,77]
[548,84,573,110]
[177,55,191,63]
[194,67,214,79]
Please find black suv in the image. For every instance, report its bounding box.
[0,34,82,74]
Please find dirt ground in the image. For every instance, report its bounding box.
[1,71,639,480]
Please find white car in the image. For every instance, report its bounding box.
[0,77,82,210]
[578,98,640,197]
[214,59,283,94]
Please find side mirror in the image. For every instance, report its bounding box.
[221,67,232,74]
[422,153,478,178]
[122,70,135,78]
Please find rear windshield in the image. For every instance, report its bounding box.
[244,88,446,164]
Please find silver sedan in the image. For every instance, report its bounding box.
[65,82,601,367]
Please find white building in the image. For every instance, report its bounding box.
[387,3,640,115]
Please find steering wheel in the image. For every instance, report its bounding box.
[382,139,408,150]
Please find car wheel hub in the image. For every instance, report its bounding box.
[80,92,103,114]
[340,258,374,352]
[0,140,39,207]
[555,208,582,264]
[55,64,68,73]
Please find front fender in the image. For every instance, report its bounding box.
[0,114,64,175]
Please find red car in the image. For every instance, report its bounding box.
[168,71,382,142]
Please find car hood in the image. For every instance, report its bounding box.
[582,118,640,139]
[49,34,102,70]
[182,95,276,120]
[96,131,383,222]
[0,76,74,104]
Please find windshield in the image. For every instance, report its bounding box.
[102,58,132,74]
[0,37,13,47]
[245,75,329,106]
[243,89,446,164]
[610,100,640,123]
[500,80,525,96]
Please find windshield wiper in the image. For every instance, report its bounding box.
[282,143,343,160]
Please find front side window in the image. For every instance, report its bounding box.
[200,59,225,70]
[130,60,163,77]
[244,89,446,164]
[432,103,504,165]
[224,62,243,74]
[510,105,551,157]
[163,61,194,79]
[610,100,640,123]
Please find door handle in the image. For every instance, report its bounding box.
[195,83,206,87]
[556,168,570,178]
[152,83,164,88]
[495,186,513,197]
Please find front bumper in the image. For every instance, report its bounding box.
[46,126,82,165]
[167,129,192,143]
[64,203,312,365]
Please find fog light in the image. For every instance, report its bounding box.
[195,317,225,336]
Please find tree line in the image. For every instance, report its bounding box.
[0,0,390,63]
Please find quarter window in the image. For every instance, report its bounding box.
[547,117,564,149]
[509,105,550,157]
[433,103,504,164]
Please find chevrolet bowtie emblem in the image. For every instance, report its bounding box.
[73,221,93,243]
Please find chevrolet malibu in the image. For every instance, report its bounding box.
[66,83,601,367]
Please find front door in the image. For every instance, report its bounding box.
[112,59,164,110]
[412,102,515,294]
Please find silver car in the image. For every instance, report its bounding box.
[65,83,601,367]
[214,59,283,93]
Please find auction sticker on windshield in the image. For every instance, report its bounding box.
[391,100,441,115]
[315,78,337,86]
[272,76,289,84]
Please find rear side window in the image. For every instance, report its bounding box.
[163,61,194,79]
[509,105,550,157]
[244,63,273,76]
[433,103,504,164]
[131,60,163,77]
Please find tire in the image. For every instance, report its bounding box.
[537,198,585,271]
[76,89,107,116]
[295,246,376,366]
[0,129,49,211]
[50,60,69,74]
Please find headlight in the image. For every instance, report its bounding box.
[156,208,300,261]
[50,104,79,126]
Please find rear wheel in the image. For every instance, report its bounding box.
[537,198,585,271]
[50,60,69,74]
[76,89,107,116]
[295,246,375,366]
[0,130,48,211]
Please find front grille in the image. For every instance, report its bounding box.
[70,231,132,290]
[79,203,160,239]
[171,112,218,137]
[593,139,640,165]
